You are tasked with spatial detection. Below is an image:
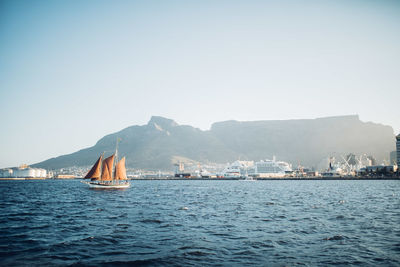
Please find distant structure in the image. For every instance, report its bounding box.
[0,165,47,178]
[221,160,254,178]
[174,162,191,178]
[174,162,185,174]
[396,134,400,166]
[55,174,75,179]
[366,155,376,166]
[390,151,397,165]
[221,158,292,178]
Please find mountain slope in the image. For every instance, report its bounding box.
[33,115,396,170]
[210,115,395,167]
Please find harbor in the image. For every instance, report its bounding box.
[1,0,399,266]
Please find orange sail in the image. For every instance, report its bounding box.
[84,155,103,179]
[114,157,127,180]
[101,154,115,181]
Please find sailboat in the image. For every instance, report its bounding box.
[81,142,130,188]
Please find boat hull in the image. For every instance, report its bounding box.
[241,178,255,181]
[81,180,130,189]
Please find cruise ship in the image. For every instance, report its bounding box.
[220,161,253,178]
[221,158,292,178]
[248,158,292,178]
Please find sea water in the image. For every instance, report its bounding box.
[0,179,399,266]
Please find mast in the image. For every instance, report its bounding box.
[113,137,121,180]
[99,151,104,179]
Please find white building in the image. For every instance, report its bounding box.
[13,168,35,178]
[0,166,47,178]
[396,134,400,166]
[0,169,13,178]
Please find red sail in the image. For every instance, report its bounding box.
[84,155,103,179]
[114,157,127,180]
[101,154,115,181]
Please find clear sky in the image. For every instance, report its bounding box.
[0,0,399,168]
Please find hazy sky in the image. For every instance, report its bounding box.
[1,0,399,168]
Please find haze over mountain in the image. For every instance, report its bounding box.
[33,115,395,171]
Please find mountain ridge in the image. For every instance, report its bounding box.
[32,115,396,170]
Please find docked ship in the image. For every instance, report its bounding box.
[82,143,130,188]
[248,158,292,178]
[221,165,241,178]
[222,158,292,178]
[221,161,253,178]
[320,161,343,178]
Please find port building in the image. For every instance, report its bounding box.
[390,151,397,165]
[0,165,47,178]
[397,134,400,166]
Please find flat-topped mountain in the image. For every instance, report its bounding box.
[33,115,396,170]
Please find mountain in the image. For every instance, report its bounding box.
[210,115,395,168]
[33,115,396,170]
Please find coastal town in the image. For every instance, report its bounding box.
[1,1,399,266]
[1,134,399,180]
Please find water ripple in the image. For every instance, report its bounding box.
[0,179,399,266]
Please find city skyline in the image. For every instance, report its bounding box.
[1,0,400,168]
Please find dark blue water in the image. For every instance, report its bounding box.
[0,180,399,266]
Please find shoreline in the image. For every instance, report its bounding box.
[1,177,399,181]
[130,177,400,181]
[0,177,47,180]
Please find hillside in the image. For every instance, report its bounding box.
[33,115,396,170]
